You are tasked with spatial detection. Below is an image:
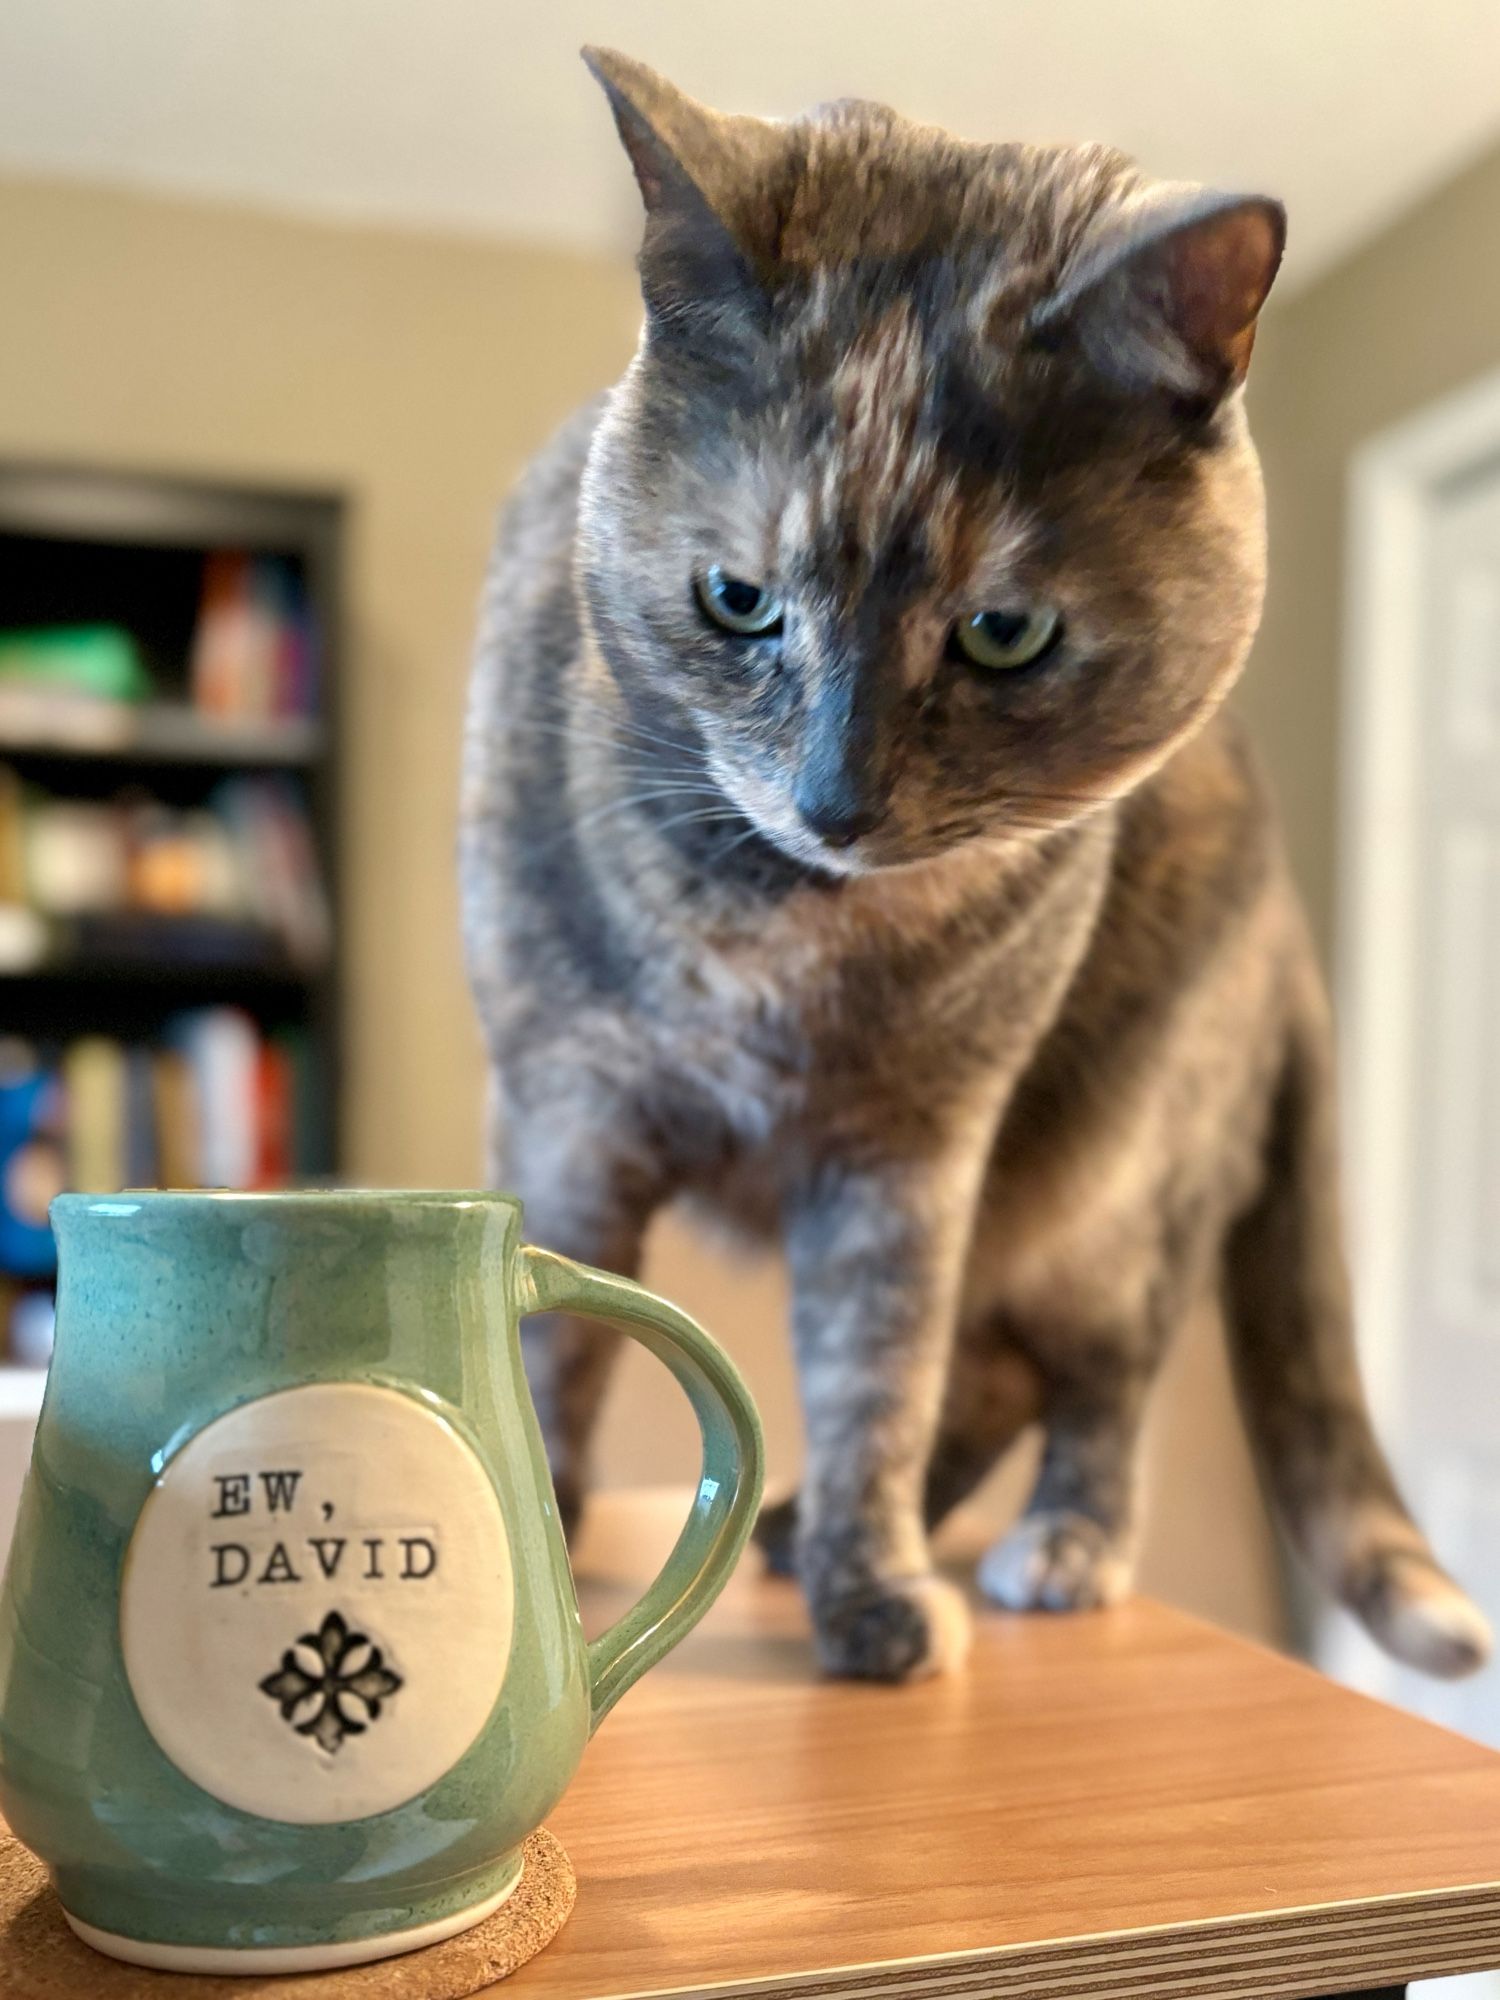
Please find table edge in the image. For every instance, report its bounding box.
[557,1877,1500,2000]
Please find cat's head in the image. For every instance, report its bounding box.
[577,50,1283,875]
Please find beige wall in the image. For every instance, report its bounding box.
[0,173,1281,1641]
[1244,138,1500,957]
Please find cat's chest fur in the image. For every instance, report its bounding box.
[599,820,1111,1152]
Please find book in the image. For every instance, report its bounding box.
[174,1009,260,1190]
[64,1038,126,1193]
[0,625,150,703]
[0,1042,63,1279]
[254,1040,292,1189]
[278,1028,323,1181]
[122,1046,156,1188]
[189,553,320,722]
[190,552,253,719]
[152,1047,200,1190]
[0,765,26,902]
[215,777,330,968]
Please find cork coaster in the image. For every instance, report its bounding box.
[0,1828,575,1999]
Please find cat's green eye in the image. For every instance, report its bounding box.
[951,606,1063,672]
[695,566,784,637]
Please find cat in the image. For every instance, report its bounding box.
[460,47,1490,1684]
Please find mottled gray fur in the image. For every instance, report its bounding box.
[460,50,1489,1681]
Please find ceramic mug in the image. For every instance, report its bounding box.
[0,1189,763,1973]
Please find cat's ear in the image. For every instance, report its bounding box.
[1036,190,1285,404]
[582,47,769,341]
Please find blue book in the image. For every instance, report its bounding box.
[0,1043,63,1278]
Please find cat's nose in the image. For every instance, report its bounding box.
[793,681,890,848]
[795,793,883,849]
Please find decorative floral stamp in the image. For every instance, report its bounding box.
[259,1611,403,1754]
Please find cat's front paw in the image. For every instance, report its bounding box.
[812,1574,972,1682]
[977,1511,1131,1612]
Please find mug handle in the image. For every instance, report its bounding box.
[519,1246,765,1731]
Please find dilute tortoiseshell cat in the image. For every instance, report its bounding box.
[460,49,1489,1682]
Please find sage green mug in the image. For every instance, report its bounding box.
[0,1190,763,1973]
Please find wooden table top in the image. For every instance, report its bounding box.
[510,1492,1500,2000]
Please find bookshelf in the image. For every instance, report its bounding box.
[0,462,344,1413]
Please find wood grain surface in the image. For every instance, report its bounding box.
[8,1493,1500,1998]
[504,1492,1500,1999]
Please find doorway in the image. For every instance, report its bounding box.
[1333,367,1500,1747]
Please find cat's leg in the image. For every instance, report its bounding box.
[976,1336,1155,1612]
[488,1062,669,1539]
[967,1209,1205,1613]
[752,1324,1042,1573]
[785,1138,993,1683]
[923,1329,1046,1527]
[750,1494,800,1578]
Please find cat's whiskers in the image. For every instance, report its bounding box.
[713,815,776,860]
[569,782,724,823]
[1002,787,1127,814]
[550,783,733,852]
[500,718,685,763]
[643,804,746,840]
[554,694,704,761]
[501,718,709,787]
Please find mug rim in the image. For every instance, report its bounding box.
[50,1188,523,1224]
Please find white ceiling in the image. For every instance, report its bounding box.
[2,0,1499,291]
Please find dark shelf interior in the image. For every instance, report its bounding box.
[0,709,324,770]
[0,527,312,708]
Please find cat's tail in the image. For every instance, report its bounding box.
[1222,952,1491,1679]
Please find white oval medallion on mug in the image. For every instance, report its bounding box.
[120,1382,514,1824]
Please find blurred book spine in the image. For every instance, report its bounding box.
[191,551,319,722]
[254,1040,293,1190]
[63,1038,125,1192]
[151,1048,197,1190]
[0,1042,65,1280]
[174,1008,260,1190]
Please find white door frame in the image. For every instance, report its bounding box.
[1339,364,1500,1455]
